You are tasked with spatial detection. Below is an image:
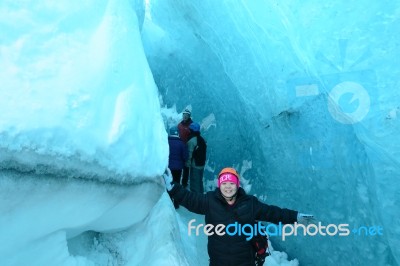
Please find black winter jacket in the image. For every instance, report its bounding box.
[169,185,298,266]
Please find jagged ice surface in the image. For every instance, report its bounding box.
[1,0,399,266]
[143,0,400,265]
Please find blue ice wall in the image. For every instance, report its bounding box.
[141,0,400,265]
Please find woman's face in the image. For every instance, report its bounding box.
[220,182,238,198]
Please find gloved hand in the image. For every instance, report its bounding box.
[162,168,174,191]
[297,213,315,225]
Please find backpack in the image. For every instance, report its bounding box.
[251,229,271,266]
[192,136,207,166]
[234,203,271,266]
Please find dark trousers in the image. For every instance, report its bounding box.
[181,166,189,187]
[171,169,182,184]
[170,169,182,208]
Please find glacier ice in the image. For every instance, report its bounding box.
[143,0,400,265]
[0,0,168,181]
[1,0,399,265]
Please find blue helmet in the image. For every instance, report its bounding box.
[189,122,200,132]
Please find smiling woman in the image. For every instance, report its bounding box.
[163,167,309,266]
[218,167,240,203]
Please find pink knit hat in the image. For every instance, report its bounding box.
[218,173,240,187]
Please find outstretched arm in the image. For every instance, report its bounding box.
[253,197,298,224]
[163,168,207,215]
[169,184,208,215]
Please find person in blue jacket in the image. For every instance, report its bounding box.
[163,167,314,265]
[168,126,189,208]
